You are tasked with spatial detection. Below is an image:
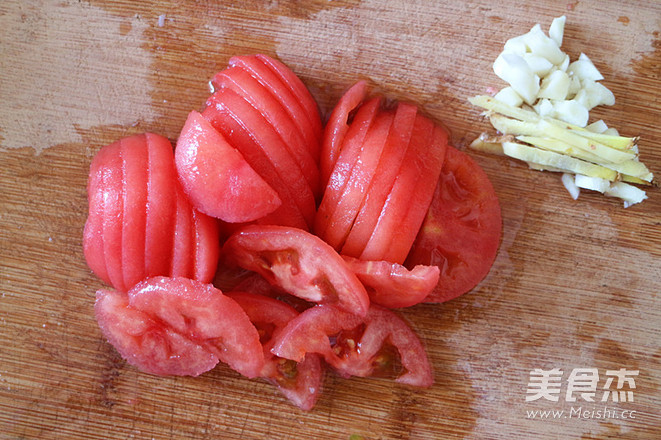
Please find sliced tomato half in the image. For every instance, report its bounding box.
[222,225,370,317]
[95,277,265,378]
[405,146,502,303]
[271,304,433,387]
[227,292,323,410]
[343,256,439,308]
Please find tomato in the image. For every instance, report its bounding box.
[271,304,433,387]
[204,89,315,228]
[212,67,320,199]
[405,146,502,303]
[84,134,220,292]
[341,102,417,257]
[222,225,370,317]
[144,133,177,278]
[202,97,308,230]
[314,97,381,242]
[229,55,322,168]
[226,292,323,410]
[342,256,439,308]
[255,54,323,152]
[175,110,281,222]
[319,111,395,250]
[319,81,368,186]
[95,277,265,378]
[360,114,447,264]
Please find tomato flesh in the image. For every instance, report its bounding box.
[222,225,370,317]
[272,304,433,387]
[95,277,265,378]
[343,256,439,308]
[405,146,502,302]
[227,292,323,410]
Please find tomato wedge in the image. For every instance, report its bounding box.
[405,146,502,303]
[95,277,265,378]
[342,256,439,308]
[227,292,323,410]
[222,225,370,317]
[341,102,417,257]
[272,304,433,387]
[320,81,368,186]
[175,110,281,222]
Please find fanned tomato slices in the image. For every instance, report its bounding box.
[271,304,433,387]
[405,146,502,303]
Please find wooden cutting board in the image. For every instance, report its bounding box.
[1,0,659,438]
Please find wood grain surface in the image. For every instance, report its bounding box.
[1,1,660,439]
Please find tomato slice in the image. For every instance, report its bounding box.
[405,146,502,303]
[170,185,194,279]
[121,134,149,291]
[204,89,315,228]
[255,54,323,150]
[271,304,433,387]
[379,124,449,263]
[84,141,116,286]
[96,277,265,378]
[319,81,368,186]
[226,292,323,410]
[175,110,281,222]
[192,207,220,283]
[212,67,320,199]
[101,139,125,291]
[222,225,370,317]
[314,97,381,241]
[202,97,307,230]
[144,133,177,278]
[229,55,321,169]
[341,102,417,257]
[360,114,447,264]
[342,256,439,308]
[320,111,394,250]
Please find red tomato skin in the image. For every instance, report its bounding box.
[226,292,323,410]
[202,97,308,230]
[342,256,439,308]
[341,102,417,257]
[320,81,368,187]
[213,67,320,200]
[192,208,220,283]
[120,134,149,291]
[405,146,502,303]
[272,304,433,387]
[100,139,126,292]
[222,225,370,317]
[144,133,177,278]
[204,89,315,228]
[255,54,323,152]
[175,110,281,223]
[320,111,395,251]
[314,97,381,240]
[170,185,195,279]
[229,55,322,168]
